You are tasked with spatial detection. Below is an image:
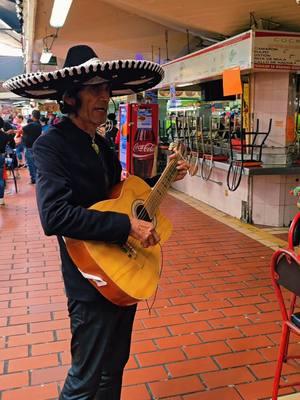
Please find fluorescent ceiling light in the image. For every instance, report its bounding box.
[50,0,73,28]
[40,51,53,64]
[176,82,197,87]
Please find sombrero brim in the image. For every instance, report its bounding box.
[3,58,164,99]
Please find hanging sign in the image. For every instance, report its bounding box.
[254,30,300,71]
[222,67,242,96]
[157,31,252,88]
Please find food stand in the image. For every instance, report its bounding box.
[157,29,300,227]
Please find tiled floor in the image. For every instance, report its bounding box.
[0,169,300,400]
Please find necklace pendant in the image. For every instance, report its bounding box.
[92,142,99,154]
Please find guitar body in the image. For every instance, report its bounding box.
[65,175,173,306]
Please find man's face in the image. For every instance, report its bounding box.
[76,83,110,130]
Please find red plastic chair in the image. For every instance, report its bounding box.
[271,212,300,399]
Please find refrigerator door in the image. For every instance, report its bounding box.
[118,103,132,176]
[130,103,158,178]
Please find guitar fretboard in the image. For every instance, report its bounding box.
[145,154,180,218]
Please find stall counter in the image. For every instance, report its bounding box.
[171,160,300,227]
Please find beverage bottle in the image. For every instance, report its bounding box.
[132,128,156,178]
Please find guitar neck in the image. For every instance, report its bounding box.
[145,155,180,218]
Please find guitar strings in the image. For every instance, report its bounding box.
[149,150,187,209]
[138,160,177,220]
[137,156,180,221]
[126,155,181,309]
[126,158,179,264]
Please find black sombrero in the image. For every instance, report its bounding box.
[3,45,164,100]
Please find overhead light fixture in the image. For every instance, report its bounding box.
[40,50,53,64]
[50,0,73,28]
[176,82,196,87]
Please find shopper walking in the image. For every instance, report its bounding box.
[40,116,50,133]
[10,114,26,167]
[0,117,15,205]
[22,109,42,184]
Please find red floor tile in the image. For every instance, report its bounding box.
[0,170,298,399]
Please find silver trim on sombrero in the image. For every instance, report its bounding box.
[3,58,164,93]
[25,89,58,96]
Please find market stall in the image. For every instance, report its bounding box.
[157,29,300,227]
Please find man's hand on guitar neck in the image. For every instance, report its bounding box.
[129,218,160,248]
[169,153,189,182]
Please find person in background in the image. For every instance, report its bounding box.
[7,113,15,126]
[40,116,50,133]
[2,118,14,133]
[47,113,55,125]
[53,114,61,125]
[22,109,42,184]
[13,114,24,130]
[0,117,15,205]
[165,112,176,142]
[12,114,26,168]
[4,44,189,400]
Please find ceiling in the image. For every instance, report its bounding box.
[0,0,21,32]
[30,0,300,72]
[107,0,300,37]
[0,0,22,50]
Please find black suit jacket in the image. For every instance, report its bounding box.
[33,117,131,301]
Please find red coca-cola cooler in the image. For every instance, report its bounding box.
[118,103,158,179]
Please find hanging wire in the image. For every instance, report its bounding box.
[42,28,59,52]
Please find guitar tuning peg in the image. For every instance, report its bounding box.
[168,142,176,151]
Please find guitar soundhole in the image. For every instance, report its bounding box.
[136,205,152,222]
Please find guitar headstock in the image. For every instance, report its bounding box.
[168,141,186,159]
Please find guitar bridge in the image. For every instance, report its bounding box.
[121,242,137,259]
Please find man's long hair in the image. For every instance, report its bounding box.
[59,87,82,116]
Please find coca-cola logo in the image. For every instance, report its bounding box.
[133,142,155,155]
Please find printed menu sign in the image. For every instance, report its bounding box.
[157,31,252,88]
[254,31,300,70]
[137,107,152,129]
[155,29,300,88]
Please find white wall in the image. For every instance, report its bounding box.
[172,164,300,227]
[251,174,298,226]
[172,165,248,220]
[253,72,289,150]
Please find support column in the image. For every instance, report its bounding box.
[252,71,295,165]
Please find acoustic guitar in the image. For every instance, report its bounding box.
[65,143,183,306]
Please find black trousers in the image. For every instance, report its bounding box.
[59,298,137,400]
